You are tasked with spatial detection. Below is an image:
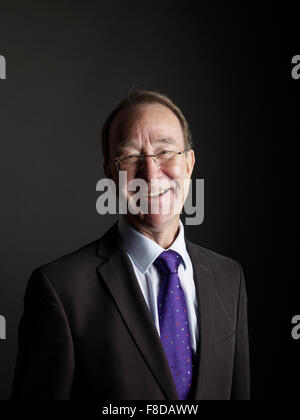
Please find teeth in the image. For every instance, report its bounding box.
[142,186,174,197]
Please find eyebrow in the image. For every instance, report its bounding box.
[118,137,176,149]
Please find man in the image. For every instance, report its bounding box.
[11,90,250,400]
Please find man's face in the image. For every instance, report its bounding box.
[104,103,195,232]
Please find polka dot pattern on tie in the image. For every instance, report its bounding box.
[154,249,193,400]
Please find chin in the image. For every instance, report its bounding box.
[125,186,182,231]
[134,213,179,232]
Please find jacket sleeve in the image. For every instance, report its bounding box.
[11,268,75,400]
[230,263,251,400]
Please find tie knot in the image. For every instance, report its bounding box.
[154,250,183,274]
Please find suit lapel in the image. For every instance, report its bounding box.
[185,239,215,400]
[96,222,179,400]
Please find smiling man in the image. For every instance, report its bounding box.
[104,98,195,248]
[11,90,250,400]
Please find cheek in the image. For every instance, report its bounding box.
[166,164,189,185]
[169,165,191,203]
[164,165,183,179]
[116,172,140,197]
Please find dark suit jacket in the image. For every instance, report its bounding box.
[11,222,250,400]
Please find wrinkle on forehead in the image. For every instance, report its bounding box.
[108,103,184,157]
[118,136,177,149]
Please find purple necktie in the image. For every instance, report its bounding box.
[154,249,193,400]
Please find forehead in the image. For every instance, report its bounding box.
[108,103,184,153]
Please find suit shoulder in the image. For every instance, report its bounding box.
[187,239,240,269]
[41,239,99,269]
[32,238,103,292]
[186,239,243,291]
[29,223,119,295]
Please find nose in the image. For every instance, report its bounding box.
[137,155,162,182]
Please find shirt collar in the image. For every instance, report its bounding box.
[118,216,188,274]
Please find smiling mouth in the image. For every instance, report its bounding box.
[141,186,175,198]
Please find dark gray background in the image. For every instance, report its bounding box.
[0,0,297,400]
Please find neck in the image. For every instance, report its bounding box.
[124,215,180,249]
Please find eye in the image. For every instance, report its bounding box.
[158,150,173,157]
[123,154,139,162]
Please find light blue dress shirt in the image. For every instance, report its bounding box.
[118,216,199,355]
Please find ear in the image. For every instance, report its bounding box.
[185,149,195,177]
